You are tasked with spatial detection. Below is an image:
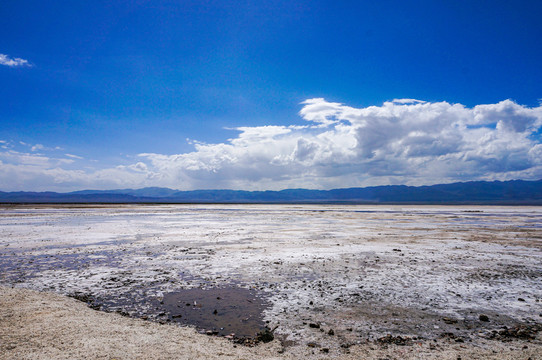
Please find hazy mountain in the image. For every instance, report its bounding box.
[70,187,179,198]
[1,179,541,204]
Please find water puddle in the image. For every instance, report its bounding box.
[159,286,271,341]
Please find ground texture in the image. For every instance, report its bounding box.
[1,204,541,359]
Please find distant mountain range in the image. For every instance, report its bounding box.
[1,180,542,204]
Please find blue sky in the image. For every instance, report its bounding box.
[1,1,542,191]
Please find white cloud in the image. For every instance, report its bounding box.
[65,153,84,159]
[0,54,31,67]
[131,98,542,190]
[1,98,541,191]
[391,98,427,104]
[31,144,44,152]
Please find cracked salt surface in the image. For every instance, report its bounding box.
[0,204,541,350]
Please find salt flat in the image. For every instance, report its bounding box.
[1,204,541,358]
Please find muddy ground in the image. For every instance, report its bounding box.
[0,204,541,358]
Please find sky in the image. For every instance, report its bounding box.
[1,0,542,192]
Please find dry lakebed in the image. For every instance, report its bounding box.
[0,204,541,359]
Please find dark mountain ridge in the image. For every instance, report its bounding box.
[1,179,542,204]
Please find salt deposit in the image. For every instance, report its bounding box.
[1,204,541,356]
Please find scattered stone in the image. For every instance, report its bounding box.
[256,327,274,343]
[307,342,320,348]
[442,317,457,324]
[117,310,130,317]
[488,324,542,340]
[328,329,335,336]
[440,332,464,342]
[213,309,218,315]
[309,323,320,329]
[479,314,489,322]
[518,298,526,302]
[321,348,329,353]
[377,334,412,346]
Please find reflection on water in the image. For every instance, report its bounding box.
[161,286,270,339]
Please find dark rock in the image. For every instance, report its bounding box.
[328,329,335,336]
[309,323,320,329]
[321,348,329,353]
[307,342,320,348]
[440,332,464,343]
[518,298,526,302]
[488,324,542,340]
[442,317,458,324]
[376,334,412,346]
[479,314,489,322]
[117,310,130,317]
[256,328,275,343]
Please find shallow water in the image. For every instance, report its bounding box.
[161,286,269,338]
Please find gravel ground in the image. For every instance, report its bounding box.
[1,285,541,359]
[1,204,541,359]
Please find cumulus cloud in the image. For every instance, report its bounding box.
[1,98,542,191]
[0,54,31,67]
[131,98,542,190]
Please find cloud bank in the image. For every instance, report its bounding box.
[2,98,542,191]
[0,54,31,67]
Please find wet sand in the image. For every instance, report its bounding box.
[0,204,541,358]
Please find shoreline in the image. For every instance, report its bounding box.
[1,285,540,359]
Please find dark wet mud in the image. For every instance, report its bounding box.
[161,286,270,339]
[68,284,272,343]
